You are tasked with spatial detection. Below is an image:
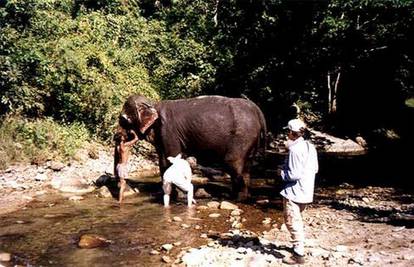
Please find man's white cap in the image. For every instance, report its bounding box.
[285,118,306,132]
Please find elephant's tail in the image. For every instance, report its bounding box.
[257,108,267,158]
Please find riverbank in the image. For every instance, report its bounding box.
[0,144,413,266]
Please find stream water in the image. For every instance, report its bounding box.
[0,179,284,267]
[2,150,406,266]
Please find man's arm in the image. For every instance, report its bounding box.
[124,130,139,147]
[280,152,304,182]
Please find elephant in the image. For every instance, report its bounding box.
[117,94,267,200]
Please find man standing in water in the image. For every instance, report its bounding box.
[114,129,139,204]
[277,118,318,265]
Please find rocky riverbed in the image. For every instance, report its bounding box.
[0,144,413,266]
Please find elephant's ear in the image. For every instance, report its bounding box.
[138,105,158,134]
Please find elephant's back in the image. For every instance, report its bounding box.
[159,96,264,154]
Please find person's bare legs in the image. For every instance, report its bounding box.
[119,178,126,204]
[163,194,170,207]
[163,182,172,207]
[187,184,195,207]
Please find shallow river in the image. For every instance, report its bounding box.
[0,180,284,266]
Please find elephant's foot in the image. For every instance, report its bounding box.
[236,191,250,202]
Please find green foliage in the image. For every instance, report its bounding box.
[0,116,90,169]
[1,0,413,144]
[0,0,219,138]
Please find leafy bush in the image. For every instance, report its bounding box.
[0,0,218,139]
[0,2,164,138]
[0,116,90,169]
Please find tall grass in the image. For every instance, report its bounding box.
[0,116,90,169]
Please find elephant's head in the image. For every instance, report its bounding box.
[119,95,159,136]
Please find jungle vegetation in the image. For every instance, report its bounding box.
[0,0,413,167]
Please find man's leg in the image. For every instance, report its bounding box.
[187,184,195,207]
[283,198,306,264]
[163,194,170,207]
[119,178,126,204]
[163,182,172,207]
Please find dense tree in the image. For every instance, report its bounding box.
[1,0,413,140]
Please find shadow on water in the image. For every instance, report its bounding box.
[208,233,286,259]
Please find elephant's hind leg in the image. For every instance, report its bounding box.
[225,158,250,201]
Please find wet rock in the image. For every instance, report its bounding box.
[44,214,58,218]
[232,221,242,229]
[195,188,212,198]
[69,196,84,202]
[162,244,173,251]
[173,216,183,222]
[309,248,329,257]
[348,253,365,265]
[73,149,89,162]
[231,209,243,216]
[182,250,206,266]
[35,173,48,181]
[0,252,11,262]
[355,136,367,147]
[78,234,110,249]
[335,245,348,253]
[362,197,370,203]
[262,217,272,225]
[256,199,269,205]
[51,174,95,194]
[208,241,217,247]
[88,149,99,160]
[162,255,172,263]
[220,201,238,210]
[35,190,47,196]
[50,161,65,171]
[196,205,209,210]
[400,254,414,261]
[207,201,220,209]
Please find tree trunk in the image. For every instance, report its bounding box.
[327,70,341,114]
[327,72,332,113]
[213,0,219,26]
[331,71,341,113]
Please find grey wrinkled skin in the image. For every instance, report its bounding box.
[118,95,267,200]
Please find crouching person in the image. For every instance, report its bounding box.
[163,154,197,208]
